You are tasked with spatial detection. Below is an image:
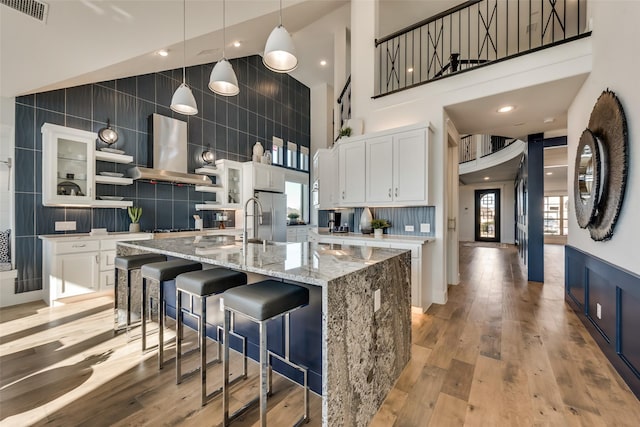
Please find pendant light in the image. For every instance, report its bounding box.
[209,0,239,96]
[171,0,198,115]
[263,0,297,73]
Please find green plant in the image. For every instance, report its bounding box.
[287,212,300,220]
[371,219,390,229]
[338,127,352,138]
[128,207,142,224]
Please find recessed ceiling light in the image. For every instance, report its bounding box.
[484,176,490,180]
[497,105,515,113]
[320,60,327,66]
[407,67,414,73]
[546,172,553,175]
[156,49,169,57]
[543,117,555,123]
[233,41,241,48]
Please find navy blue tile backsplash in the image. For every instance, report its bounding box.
[13,55,310,293]
[319,206,436,237]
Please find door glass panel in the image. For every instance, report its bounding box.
[480,193,496,238]
[57,138,88,197]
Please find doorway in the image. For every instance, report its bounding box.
[475,189,500,242]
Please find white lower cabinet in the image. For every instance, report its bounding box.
[312,233,431,312]
[54,250,100,299]
[41,233,151,305]
[287,227,310,242]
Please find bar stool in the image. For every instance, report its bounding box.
[222,280,310,427]
[141,259,202,369]
[175,268,248,406]
[113,253,167,334]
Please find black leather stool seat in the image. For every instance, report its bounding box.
[115,253,166,270]
[142,259,202,281]
[177,269,248,296]
[223,280,310,321]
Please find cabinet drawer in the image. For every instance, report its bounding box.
[101,240,117,250]
[100,270,115,290]
[101,250,116,270]
[54,240,100,254]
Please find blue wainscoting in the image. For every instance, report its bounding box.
[565,245,640,397]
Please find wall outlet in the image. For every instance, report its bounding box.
[55,221,76,231]
[405,225,414,232]
[596,303,602,319]
[420,223,430,233]
[374,289,381,312]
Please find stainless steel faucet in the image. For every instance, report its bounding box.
[243,196,263,245]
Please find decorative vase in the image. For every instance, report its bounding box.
[374,228,383,238]
[253,142,264,162]
[360,207,373,234]
[129,223,140,233]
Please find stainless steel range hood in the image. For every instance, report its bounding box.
[127,167,212,185]
[127,114,213,186]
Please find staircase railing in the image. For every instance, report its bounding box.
[460,134,517,164]
[337,76,351,128]
[375,0,590,97]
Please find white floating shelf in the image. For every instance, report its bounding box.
[91,200,133,208]
[195,167,220,176]
[95,151,134,164]
[195,185,221,193]
[95,175,134,185]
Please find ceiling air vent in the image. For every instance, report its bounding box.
[1,0,49,23]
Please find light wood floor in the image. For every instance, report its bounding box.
[2,244,640,426]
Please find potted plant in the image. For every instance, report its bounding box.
[287,212,300,225]
[128,207,142,232]
[338,127,352,139]
[371,219,390,238]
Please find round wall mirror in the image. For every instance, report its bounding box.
[577,144,594,202]
[574,129,602,229]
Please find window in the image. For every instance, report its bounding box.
[285,181,304,221]
[272,136,284,166]
[299,146,309,171]
[544,196,569,235]
[287,141,297,169]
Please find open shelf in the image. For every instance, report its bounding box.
[95,175,134,185]
[95,151,133,164]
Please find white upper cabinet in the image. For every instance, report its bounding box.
[42,123,96,206]
[245,162,285,193]
[312,149,337,209]
[340,124,430,207]
[338,139,366,205]
[393,128,428,204]
[365,136,394,203]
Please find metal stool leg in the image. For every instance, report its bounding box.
[223,309,231,424]
[176,288,183,383]
[158,280,165,370]
[200,295,207,405]
[259,320,268,427]
[141,277,148,351]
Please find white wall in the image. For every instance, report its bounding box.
[567,1,640,275]
[458,181,516,244]
[350,0,592,303]
[0,96,14,231]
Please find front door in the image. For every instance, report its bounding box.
[475,189,500,242]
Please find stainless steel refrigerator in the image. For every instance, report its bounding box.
[254,191,287,242]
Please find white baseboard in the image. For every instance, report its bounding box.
[1,273,44,307]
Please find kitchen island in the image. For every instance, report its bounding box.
[116,235,411,427]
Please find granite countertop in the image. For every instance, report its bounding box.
[310,228,435,244]
[117,235,409,287]
[39,232,152,241]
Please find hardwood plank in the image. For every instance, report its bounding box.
[3,244,640,426]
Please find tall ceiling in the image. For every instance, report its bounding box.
[0,0,348,97]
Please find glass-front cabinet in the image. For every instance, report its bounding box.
[42,123,95,206]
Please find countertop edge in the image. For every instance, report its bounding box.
[309,228,435,244]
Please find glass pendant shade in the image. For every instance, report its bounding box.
[209,59,239,96]
[263,25,298,73]
[170,83,198,115]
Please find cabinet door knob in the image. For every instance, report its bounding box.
[395,188,398,197]
[388,188,392,198]
[95,254,99,264]
[342,191,345,199]
[72,244,86,248]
